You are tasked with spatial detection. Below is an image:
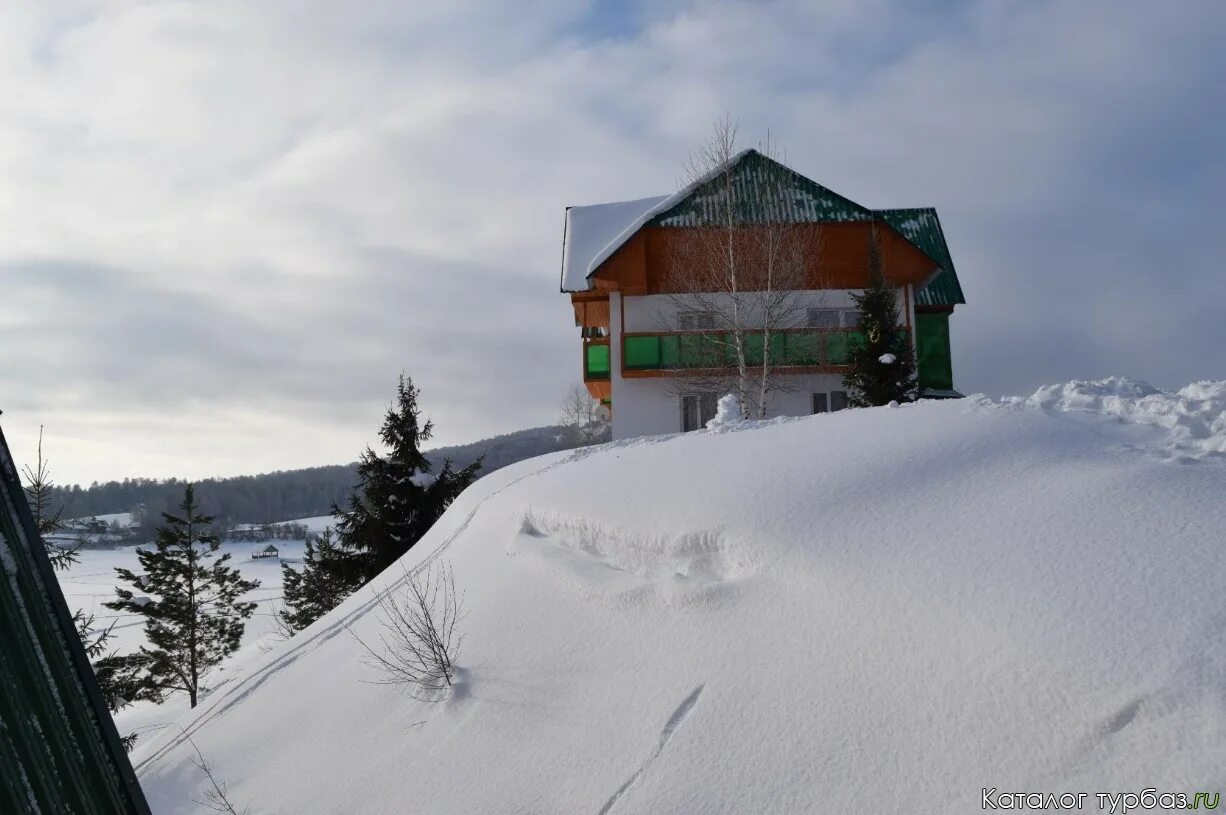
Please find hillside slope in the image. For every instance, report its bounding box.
[131,380,1226,814]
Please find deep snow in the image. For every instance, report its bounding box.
[130,379,1226,813]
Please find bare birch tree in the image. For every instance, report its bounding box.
[558,383,610,447]
[659,118,827,419]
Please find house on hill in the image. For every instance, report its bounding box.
[560,149,966,439]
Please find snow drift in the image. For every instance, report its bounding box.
[132,378,1226,813]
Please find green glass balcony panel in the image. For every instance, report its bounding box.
[743,333,767,366]
[584,343,610,378]
[916,313,953,390]
[622,329,887,371]
[783,332,821,365]
[678,334,724,368]
[624,335,661,369]
[660,335,681,368]
[767,333,786,365]
[825,331,865,365]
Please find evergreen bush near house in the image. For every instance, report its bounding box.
[280,373,482,633]
[843,224,919,407]
[105,484,259,708]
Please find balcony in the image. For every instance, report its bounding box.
[581,339,612,400]
[620,327,892,375]
[583,339,610,380]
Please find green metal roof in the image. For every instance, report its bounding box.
[0,421,151,814]
[877,207,966,307]
[648,150,877,227]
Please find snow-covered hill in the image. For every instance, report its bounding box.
[131,379,1226,814]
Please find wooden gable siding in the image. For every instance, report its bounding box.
[589,222,936,295]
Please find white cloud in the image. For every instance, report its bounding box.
[1,0,1223,483]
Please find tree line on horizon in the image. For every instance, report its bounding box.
[45,424,580,539]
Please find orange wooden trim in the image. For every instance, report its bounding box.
[584,381,612,400]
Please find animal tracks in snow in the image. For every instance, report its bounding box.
[597,683,706,814]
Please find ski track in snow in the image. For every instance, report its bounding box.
[597,683,705,815]
[132,444,622,775]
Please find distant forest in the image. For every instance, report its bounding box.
[49,425,575,540]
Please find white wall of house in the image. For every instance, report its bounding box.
[621,290,863,332]
[611,372,851,439]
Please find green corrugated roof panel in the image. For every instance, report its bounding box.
[0,422,151,815]
[877,207,966,307]
[649,150,877,227]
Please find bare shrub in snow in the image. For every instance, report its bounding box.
[349,561,465,700]
[185,733,250,815]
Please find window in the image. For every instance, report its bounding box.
[807,308,861,329]
[679,311,716,330]
[806,308,840,329]
[681,394,718,431]
[812,390,849,413]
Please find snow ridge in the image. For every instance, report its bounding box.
[1013,376,1226,462]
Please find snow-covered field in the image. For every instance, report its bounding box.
[126,379,1226,813]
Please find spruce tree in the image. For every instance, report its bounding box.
[106,484,259,708]
[336,374,481,581]
[22,425,77,569]
[843,224,919,407]
[22,427,117,666]
[281,374,481,630]
[279,528,363,633]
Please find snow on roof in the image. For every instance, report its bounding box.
[559,148,757,292]
[560,195,667,292]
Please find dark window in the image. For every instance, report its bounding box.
[806,308,840,329]
[681,394,719,431]
[807,308,860,329]
[679,311,716,330]
[812,393,828,414]
[830,390,848,411]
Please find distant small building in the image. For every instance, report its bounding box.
[252,544,280,560]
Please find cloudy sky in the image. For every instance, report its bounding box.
[1,1,1223,485]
